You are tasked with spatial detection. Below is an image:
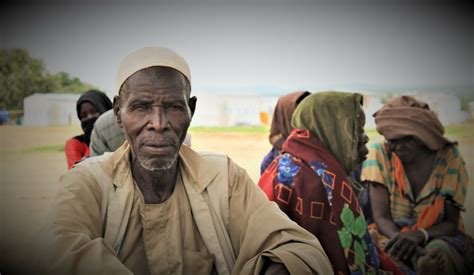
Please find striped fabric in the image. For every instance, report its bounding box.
[361,141,469,229]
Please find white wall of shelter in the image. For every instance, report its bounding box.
[190,92,278,127]
[22,92,468,127]
[23,93,82,126]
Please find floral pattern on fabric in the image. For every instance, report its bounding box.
[310,161,335,206]
[311,159,379,274]
[259,129,403,275]
[277,153,300,186]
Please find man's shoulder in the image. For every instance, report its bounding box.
[180,146,234,190]
[73,151,118,178]
[181,145,226,159]
[60,152,117,191]
[184,147,230,171]
[198,150,228,160]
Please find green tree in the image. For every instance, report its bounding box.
[48,72,96,94]
[0,48,98,110]
[0,48,54,109]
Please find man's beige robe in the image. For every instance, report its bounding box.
[37,143,333,274]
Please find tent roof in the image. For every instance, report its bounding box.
[24,93,81,100]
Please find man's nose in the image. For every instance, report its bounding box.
[146,106,169,131]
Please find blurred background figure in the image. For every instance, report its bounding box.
[0,105,9,125]
[260,91,310,174]
[89,109,125,156]
[362,95,474,274]
[258,92,402,274]
[65,89,112,169]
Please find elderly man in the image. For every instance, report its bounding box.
[38,47,332,274]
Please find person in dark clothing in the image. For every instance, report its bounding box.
[65,89,112,169]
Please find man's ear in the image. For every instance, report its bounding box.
[188,96,197,117]
[113,96,123,128]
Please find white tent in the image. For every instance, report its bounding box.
[469,102,474,120]
[23,93,81,126]
[415,93,469,125]
[191,92,278,127]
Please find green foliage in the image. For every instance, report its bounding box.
[48,72,96,94]
[0,48,54,109]
[0,48,97,110]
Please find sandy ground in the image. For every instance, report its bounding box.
[1,125,473,273]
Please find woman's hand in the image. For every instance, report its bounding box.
[384,231,425,261]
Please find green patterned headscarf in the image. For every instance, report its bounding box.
[291,91,365,173]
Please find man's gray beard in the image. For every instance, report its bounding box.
[137,155,178,171]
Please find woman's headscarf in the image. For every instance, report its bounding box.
[76,89,113,120]
[291,91,364,173]
[75,90,112,144]
[269,91,310,149]
[374,95,455,151]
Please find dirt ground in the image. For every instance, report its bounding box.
[1,125,473,273]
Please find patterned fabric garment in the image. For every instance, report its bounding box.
[260,147,280,175]
[361,141,474,272]
[259,129,402,275]
[361,141,469,228]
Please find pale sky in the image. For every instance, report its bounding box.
[1,0,472,96]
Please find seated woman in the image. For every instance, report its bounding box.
[260,91,310,174]
[258,91,401,274]
[65,89,112,169]
[361,95,474,274]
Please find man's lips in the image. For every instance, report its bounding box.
[142,142,175,153]
[143,142,173,147]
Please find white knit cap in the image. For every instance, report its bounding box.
[116,46,191,92]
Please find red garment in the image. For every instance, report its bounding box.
[259,129,403,274]
[65,137,90,169]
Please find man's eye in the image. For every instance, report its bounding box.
[132,104,148,110]
[170,104,184,110]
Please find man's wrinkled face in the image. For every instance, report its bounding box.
[116,67,194,171]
